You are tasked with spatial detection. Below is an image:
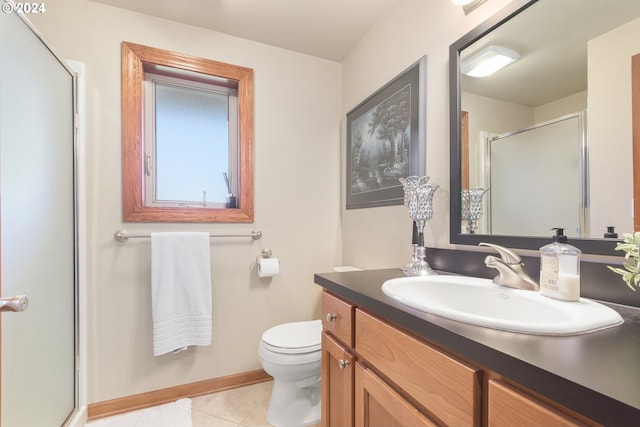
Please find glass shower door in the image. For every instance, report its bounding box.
[0,9,77,426]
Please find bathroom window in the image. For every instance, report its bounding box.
[121,42,254,222]
[144,72,238,208]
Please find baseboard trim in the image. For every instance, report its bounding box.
[86,369,271,421]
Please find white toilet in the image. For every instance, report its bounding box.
[258,319,322,427]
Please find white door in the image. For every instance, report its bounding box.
[0,10,77,426]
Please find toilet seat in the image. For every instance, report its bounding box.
[261,320,321,354]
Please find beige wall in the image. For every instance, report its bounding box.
[340,0,514,269]
[30,0,342,403]
[462,91,534,185]
[534,91,587,124]
[588,17,640,237]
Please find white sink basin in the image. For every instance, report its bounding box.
[381,275,623,335]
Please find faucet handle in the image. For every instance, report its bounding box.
[479,242,522,264]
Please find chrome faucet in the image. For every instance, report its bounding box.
[479,243,539,291]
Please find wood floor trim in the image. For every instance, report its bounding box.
[86,369,271,421]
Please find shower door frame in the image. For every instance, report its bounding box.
[0,6,80,425]
[485,111,589,237]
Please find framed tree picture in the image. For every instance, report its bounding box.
[346,57,426,209]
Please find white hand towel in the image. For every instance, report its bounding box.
[151,232,212,356]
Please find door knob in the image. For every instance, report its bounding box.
[0,295,29,312]
[338,359,350,369]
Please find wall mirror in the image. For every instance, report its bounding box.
[450,0,640,255]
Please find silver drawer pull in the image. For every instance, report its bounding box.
[0,295,29,313]
[338,359,350,369]
[326,313,337,322]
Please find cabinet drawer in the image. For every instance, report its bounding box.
[488,379,592,427]
[355,309,481,427]
[322,291,354,346]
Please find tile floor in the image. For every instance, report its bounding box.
[90,380,321,427]
[191,380,321,427]
[191,380,274,427]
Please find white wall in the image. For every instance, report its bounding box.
[534,91,587,124]
[462,92,534,187]
[341,0,514,268]
[29,0,342,403]
[588,17,640,237]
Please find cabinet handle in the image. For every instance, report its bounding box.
[326,313,337,322]
[338,359,350,369]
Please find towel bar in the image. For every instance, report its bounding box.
[114,229,262,243]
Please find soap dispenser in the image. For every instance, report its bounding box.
[604,226,618,239]
[539,228,581,301]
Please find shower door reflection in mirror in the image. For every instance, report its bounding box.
[486,113,587,237]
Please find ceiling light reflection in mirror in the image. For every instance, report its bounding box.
[462,45,520,78]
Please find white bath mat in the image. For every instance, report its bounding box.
[86,398,192,427]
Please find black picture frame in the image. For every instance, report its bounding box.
[346,57,426,209]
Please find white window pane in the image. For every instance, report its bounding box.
[155,83,229,203]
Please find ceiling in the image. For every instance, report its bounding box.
[89,0,400,62]
[89,0,640,107]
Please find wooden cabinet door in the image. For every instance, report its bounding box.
[488,380,589,427]
[355,362,437,427]
[322,332,355,427]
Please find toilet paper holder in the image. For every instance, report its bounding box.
[257,248,277,264]
[256,248,281,278]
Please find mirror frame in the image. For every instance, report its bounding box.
[449,0,619,256]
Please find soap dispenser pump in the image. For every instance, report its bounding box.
[539,228,581,301]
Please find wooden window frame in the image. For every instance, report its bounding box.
[121,41,254,222]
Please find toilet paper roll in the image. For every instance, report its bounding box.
[258,257,280,278]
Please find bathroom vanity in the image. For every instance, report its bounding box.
[316,268,640,427]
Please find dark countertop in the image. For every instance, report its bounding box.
[314,268,640,427]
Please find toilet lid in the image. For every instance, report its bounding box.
[262,320,322,354]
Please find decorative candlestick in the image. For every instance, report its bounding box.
[399,176,438,276]
[461,187,488,234]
